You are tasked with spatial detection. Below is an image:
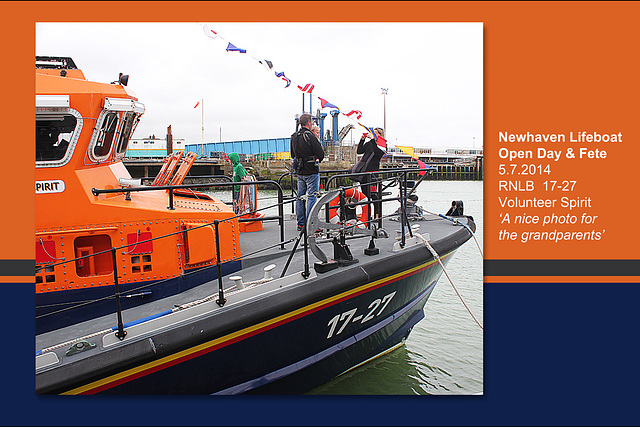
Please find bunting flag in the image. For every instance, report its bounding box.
[344,110,362,120]
[226,42,247,53]
[357,124,387,153]
[275,71,291,88]
[396,145,415,158]
[202,25,218,39]
[319,97,339,109]
[361,124,376,138]
[416,159,428,176]
[297,83,315,93]
[199,24,396,143]
[194,101,200,109]
[259,59,273,71]
[396,144,430,175]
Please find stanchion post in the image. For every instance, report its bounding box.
[214,220,226,306]
[302,199,310,279]
[111,247,126,340]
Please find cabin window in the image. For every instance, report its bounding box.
[131,254,152,274]
[93,112,118,159]
[36,111,82,167]
[35,265,56,285]
[87,99,145,163]
[115,112,140,158]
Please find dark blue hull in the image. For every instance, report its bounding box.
[237,286,430,395]
[39,251,449,395]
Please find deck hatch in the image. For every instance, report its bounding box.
[126,232,153,254]
[36,240,57,264]
[182,222,216,266]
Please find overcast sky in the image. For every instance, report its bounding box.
[36,22,482,149]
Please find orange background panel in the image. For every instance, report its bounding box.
[0,277,35,284]
[479,2,640,261]
[2,2,640,268]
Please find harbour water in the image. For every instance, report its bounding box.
[208,179,484,395]
[309,180,484,395]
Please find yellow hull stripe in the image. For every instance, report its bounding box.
[64,250,453,394]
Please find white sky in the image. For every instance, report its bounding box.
[36,22,483,149]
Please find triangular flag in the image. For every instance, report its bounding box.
[416,159,429,176]
[361,124,376,138]
[260,59,273,71]
[396,145,415,158]
[319,97,339,109]
[344,110,362,120]
[376,136,387,153]
[226,42,247,53]
[202,25,218,39]
[297,83,315,93]
[275,71,291,88]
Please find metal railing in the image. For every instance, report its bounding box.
[92,179,286,246]
[37,169,429,342]
[323,168,431,247]
[37,210,262,340]
[36,180,289,338]
[277,168,353,215]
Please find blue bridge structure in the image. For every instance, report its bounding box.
[185,138,291,159]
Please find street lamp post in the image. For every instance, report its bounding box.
[201,99,204,146]
[381,88,388,136]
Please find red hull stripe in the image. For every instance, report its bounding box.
[66,252,452,394]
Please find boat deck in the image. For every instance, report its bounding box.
[36,208,474,360]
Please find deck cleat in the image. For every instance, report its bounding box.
[65,340,96,357]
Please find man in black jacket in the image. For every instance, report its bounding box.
[290,113,325,231]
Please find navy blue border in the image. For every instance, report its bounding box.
[7,280,640,425]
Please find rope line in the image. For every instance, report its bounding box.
[124,230,140,255]
[38,238,65,261]
[423,209,484,258]
[37,328,113,355]
[37,275,276,356]
[414,233,483,330]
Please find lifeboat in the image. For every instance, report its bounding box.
[34,56,477,396]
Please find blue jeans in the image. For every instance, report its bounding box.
[296,173,320,227]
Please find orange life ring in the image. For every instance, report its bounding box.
[327,188,369,225]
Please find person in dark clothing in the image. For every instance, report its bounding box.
[290,113,325,230]
[354,127,385,178]
[352,127,386,225]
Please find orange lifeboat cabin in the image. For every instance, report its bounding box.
[35,56,241,333]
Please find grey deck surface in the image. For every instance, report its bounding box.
[36,209,471,354]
